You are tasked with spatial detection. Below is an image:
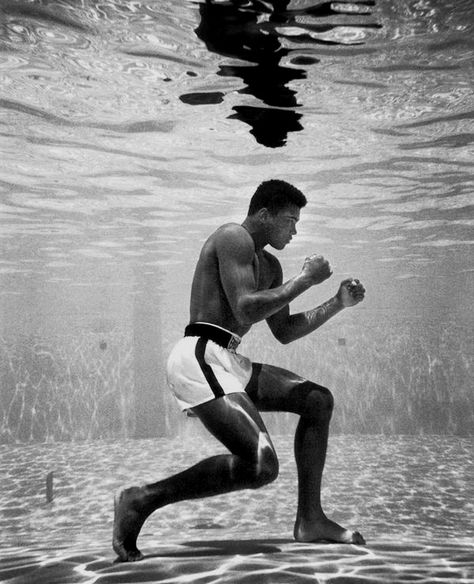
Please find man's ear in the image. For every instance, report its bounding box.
[256,208,270,223]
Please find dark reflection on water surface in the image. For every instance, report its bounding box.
[183,0,381,146]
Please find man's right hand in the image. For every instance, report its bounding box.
[301,254,332,285]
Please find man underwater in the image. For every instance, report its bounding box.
[113,179,366,561]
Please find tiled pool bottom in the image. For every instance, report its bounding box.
[1,434,473,582]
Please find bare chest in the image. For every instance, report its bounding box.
[253,253,274,291]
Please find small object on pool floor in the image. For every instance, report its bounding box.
[46,471,54,503]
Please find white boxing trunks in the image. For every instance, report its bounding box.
[166,322,253,411]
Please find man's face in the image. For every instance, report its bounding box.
[266,205,300,250]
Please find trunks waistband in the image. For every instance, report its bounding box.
[184,322,241,352]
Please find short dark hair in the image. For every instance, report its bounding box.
[248,180,307,216]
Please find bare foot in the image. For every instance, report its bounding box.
[112,487,151,562]
[294,515,366,545]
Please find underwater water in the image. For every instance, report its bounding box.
[0,0,473,441]
[1,434,474,582]
[1,2,474,581]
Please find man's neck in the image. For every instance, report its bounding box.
[241,217,267,252]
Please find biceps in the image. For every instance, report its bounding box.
[219,258,257,314]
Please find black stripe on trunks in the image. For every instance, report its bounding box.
[195,337,225,399]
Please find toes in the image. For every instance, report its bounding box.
[352,531,366,545]
[128,549,144,562]
[113,544,144,562]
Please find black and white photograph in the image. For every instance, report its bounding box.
[0,0,473,582]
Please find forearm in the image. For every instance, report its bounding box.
[282,296,344,343]
[238,274,311,325]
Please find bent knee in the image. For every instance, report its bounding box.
[300,382,334,420]
[323,387,334,414]
[252,448,279,488]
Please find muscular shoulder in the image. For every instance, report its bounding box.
[212,223,255,261]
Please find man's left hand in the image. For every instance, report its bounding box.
[337,278,366,307]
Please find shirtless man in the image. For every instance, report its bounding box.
[113,179,366,562]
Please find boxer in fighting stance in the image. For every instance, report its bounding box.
[113,179,366,561]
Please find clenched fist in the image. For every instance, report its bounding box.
[301,254,332,285]
[337,278,366,307]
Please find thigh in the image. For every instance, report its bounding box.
[246,363,331,415]
[191,392,275,461]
